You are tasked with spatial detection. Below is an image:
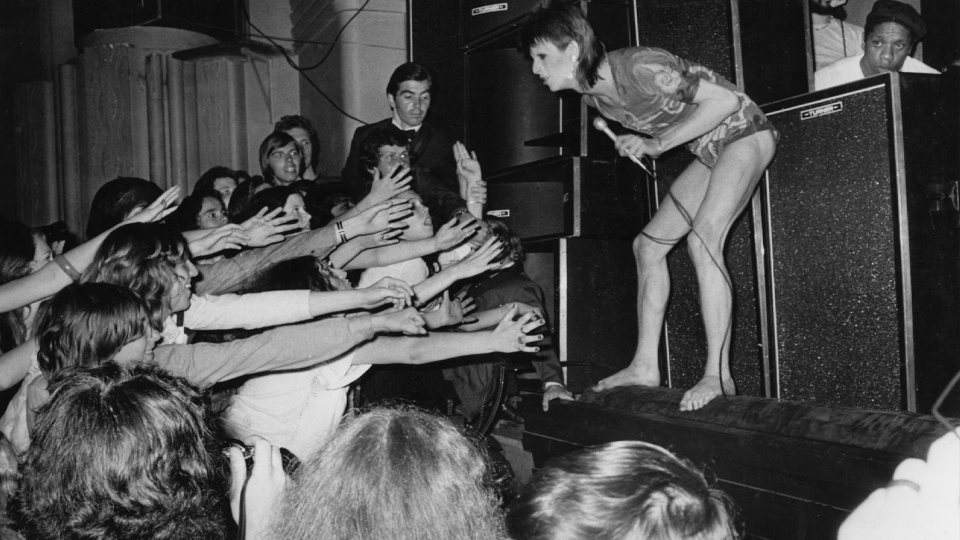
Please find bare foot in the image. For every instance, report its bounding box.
[592,362,660,392]
[679,376,736,411]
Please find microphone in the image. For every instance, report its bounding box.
[592,117,654,176]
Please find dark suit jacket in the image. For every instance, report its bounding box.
[340,118,465,223]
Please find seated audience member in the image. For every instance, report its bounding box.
[16,363,229,540]
[275,115,321,181]
[445,218,573,419]
[220,256,541,458]
[506,440,738,540]
[815,0,938,90]
[194,166,246,208]
[810,0,864,70]
[838,427,960,540]
[260,131,304,187]
[342,63,469,224]
[254,406,507,540]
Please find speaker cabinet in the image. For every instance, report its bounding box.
[463,1,634,174]
[760,73,960,414]
[484,156,644,241]
[558,238,641,393]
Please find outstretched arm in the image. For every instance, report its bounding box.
[412,237,507,306]
[0,186,179,313]
[353,307,541,366]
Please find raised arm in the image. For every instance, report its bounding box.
[0,187,179,312]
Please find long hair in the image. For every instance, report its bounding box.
[34,283,152,376]
[519,1,606,90]
[357,126,412,197]
[193,166,245,195]
[166,189,225,232]
[505,440,739,540]
[275,115,321,170]
[227,175,269,222]
[486,217,526,264]
[0,221,36,351]
[269,406,506,540]
[16,362,228,540]
[81,223,189,324]
[234,185,301,225]
[259,131,304,185]
[86,177,163,239]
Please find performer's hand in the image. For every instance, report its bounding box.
[615,133,658,160]
[542,384,574,411]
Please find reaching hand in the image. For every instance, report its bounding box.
[356,228,404,250]
[448,236,510,280]
[227,436,288,539]
[367,164,413,206]
[370,306,426,335]
[433,217,479,252]
[125,186,181,224]
[188,225,250,257]
[542,384,574,411]
[421,291,466,329]
[454,141,483,194]
[489,307,543,353]
[344,198,413,238]
[241,207,301,247]
[361,277,415,309]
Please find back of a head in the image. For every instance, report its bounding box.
[34,282,151,375]
[17,362,226,540]
[270,406,506,540]
[506,440,738,540]
[86,177,162,239]
[81,222,188,323]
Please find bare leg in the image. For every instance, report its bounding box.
[593,161,714,391]
[680,131,777,411]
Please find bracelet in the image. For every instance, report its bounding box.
[54,254,82,282]
[335,221,348,245]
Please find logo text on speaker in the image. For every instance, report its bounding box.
[800,102,843,120]
[472,3,508,16]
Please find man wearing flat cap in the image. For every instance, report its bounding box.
[815,0,938,90]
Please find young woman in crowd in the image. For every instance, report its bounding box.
[194,166,247,208]
[275,115,322,181]
[243,406,507,540]
[17,363,230,540]
[260,131,304,187]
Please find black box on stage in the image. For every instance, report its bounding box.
[759,73,960,414]
[462,1,634,175]
[484,156,644,242]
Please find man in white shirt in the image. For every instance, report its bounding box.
[815,0,938,90]
[811,0,864,70]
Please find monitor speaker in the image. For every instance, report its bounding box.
[759,73,960,414]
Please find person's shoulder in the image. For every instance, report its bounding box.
[902,57,941,74]
[814,54,863,90]
[353,118,393,140]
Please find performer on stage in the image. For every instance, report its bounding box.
[521,2,778,410]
